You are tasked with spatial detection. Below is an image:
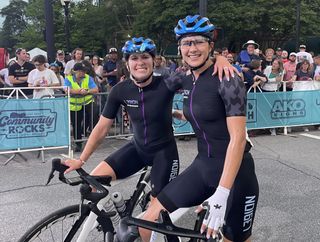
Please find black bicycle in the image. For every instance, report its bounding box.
[18,158,219,242]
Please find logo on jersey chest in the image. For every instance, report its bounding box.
[125,99,139,108]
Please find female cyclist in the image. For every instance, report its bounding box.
[139,15,259,242]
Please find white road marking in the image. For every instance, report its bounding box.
[300,133,320,140]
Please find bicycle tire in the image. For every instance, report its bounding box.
[18,204,112,242]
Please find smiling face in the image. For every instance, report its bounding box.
[127,53,154,83]
[179,35,213,69]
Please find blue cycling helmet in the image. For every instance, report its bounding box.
[122,37,156,60]
[174,15,215,41]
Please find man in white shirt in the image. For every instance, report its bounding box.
[27,55,60,99]
[64,48,84,76]
[296,44,313,68]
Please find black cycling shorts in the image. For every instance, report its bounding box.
[105,140,179,197]
[157,152,259,241]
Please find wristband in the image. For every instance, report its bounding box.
[79,158,86,165]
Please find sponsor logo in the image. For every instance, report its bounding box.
[246,99,257,123]
[243,195,256,232]
[0,109,56,139]
[271,99,306,119]
[169,159,179,181]
[125,99,139,108]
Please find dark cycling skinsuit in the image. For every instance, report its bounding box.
[102,76,179,197]
[158,65,259,241]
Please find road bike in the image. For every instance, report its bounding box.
[18,158,221,242]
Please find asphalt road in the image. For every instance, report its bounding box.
[1,129,320,242]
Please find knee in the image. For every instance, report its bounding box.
[138,198,165,240]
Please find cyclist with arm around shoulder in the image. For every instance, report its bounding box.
[64,37,180,201]
[139,15,259,242]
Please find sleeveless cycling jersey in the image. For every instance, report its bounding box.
[102,76,175,153]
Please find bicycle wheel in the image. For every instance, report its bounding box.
[18,204,112,242]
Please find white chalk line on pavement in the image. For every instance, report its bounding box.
[300,133,320,140]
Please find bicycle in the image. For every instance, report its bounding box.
[18,158,221,242]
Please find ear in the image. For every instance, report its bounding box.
[209,42,214,53]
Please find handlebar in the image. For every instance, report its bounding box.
[46,158,112,203]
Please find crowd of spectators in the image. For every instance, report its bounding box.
[1,41,320,145]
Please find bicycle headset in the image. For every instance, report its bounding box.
[122,37,157,84]
[174,15,215,71]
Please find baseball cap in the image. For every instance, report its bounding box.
[109,48,118,53]
[276,47,282,51]
[299,44,306,49]
[73,63,86,72]
[289,52,297,56]
[57,49,64,55]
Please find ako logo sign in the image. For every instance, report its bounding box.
[271,99,306,119]
[0,109,57,139]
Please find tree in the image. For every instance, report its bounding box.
[0,0,28,51]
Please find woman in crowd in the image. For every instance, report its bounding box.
[290,59,314,91]
[139,15,259,242]
[262,58,284,92]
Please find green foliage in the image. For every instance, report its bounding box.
[0,0,28,50]
[1,0,320,55]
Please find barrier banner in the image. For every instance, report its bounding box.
[172,93,194,134]
[247,90,320,129]
[0,97,69,150]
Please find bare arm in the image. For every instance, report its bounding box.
[172,109,187,121]
[218,116,247,189]
[9,75,27,84]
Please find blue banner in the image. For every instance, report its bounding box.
[246,90,320,129]
[172,93,194,135]
[0,97,69,150]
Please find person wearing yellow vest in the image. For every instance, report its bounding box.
[64,62,98,152]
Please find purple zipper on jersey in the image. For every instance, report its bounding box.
[190,81,211,157]
[139,88,147,145]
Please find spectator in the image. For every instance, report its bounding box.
[313,55,320,81]
[283,52,297,91]
[26,52,31,63]
[261,48,274,70]
[290,59,314,91]
[296,44,313,68]
[27,55,60,99]
[91,55,103,83]
[175,59,189,74]
[8,48,35,97]
[262,58,284,92]
[236,40,260,66]
[221,47,229,57]
[281,50,289,63]
[167,59,177,73]
[226,53,243,80]
[153,55,170,78]
[0,64,12,88]
[55,49,66,75]
[275,47,282,59]
[243,59,267,91]
[64,62,98,152]
[49,62,65,94]
[103,47,119,88]
[64,48,84,75]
